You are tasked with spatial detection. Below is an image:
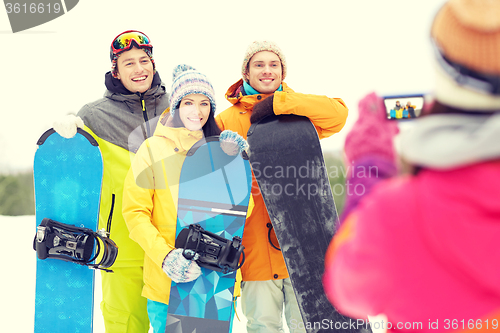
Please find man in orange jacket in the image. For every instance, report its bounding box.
[216,40,349,333]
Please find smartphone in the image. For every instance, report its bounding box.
[383,94,425,120]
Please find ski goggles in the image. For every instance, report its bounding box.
[110,30,152,56]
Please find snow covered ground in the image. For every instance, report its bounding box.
[1,215,385,333]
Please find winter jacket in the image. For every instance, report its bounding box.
[407,105,416,118]
[324,113,500,332]
[324,162,500,331]
[78,72,169,267]
[216,79,348,281]
[122,110,203,304]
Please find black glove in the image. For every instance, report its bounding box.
[250,95,275,124]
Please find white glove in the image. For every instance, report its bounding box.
[53,114,84,139]
[162,249,202,283]
[219,130,249,156]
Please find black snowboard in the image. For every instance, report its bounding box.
[247,115,371,333]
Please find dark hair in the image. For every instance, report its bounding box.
[201,115,222,137]
[169,105,221,137]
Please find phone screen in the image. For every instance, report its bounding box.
[383,94,425,120]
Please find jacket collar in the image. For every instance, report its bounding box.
[225,79,293,108]
[154,117,203,154]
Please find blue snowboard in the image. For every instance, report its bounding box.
[165,137,252,333]
[33,128,103,333]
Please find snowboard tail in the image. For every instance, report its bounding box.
[167,314,230,333]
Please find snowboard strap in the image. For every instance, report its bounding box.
[267,223,281,251]
[34,218,118,272]
[175,224,245,274]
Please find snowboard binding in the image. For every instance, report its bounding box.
[175,224,245,274]
[34,218,118,272]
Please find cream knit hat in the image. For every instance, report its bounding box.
[241,41,287,82]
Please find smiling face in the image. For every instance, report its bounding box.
[244,51,282,94]
[178,94,211,131]
[116,47,154,93]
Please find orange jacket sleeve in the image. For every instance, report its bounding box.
[273,91,348,139]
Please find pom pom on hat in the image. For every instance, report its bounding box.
[431,0,500,110]
[172,64,196,81]
[241,41,287,82]
[169,64,216,117]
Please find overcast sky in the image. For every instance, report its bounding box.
[0,0,447,172]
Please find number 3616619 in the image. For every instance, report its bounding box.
[443,319,499,330]
[5,3,61,14]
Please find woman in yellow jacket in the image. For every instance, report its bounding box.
[216,41,349,333]
[122,64,246,333]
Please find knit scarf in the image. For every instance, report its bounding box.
[242,80,282,95]
[400,113,500,169]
